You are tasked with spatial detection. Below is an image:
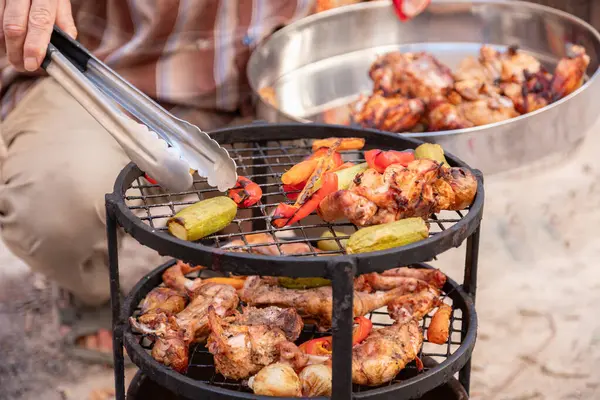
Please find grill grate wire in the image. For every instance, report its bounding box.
[124,140,469,257]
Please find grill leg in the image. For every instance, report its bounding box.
[106,198,126,400]
[459,226,481,394]
[329,260,356,400]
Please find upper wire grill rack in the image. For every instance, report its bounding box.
[124,139,469,257]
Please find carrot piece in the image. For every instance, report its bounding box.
[312,137,365,152]
[281,159,319,185]
[427,304,452,344]
[203,277,246,290]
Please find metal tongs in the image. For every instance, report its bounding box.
[41,26,237,192]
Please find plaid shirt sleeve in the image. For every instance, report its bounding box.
[0,0,316,120]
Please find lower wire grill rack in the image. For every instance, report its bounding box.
[122,260,477,400]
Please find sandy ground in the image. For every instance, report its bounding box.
[1,126,600,400]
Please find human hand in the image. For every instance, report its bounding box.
[1,0,77,72]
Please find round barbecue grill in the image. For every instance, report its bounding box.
[105,123,484,400]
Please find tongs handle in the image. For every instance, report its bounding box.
[41,26,193,192]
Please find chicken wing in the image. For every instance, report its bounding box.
[381,267,447,288]
[207,306,306,380]
[352,91,425,132]
[387,287,442,323]
[240,276,411,330]
[223,233,314,256]
[551,45,590,100]
[130,282,239,372]
[352,320,423,386]
[161,261,204,294]
[235,306,304,342]
[369,52,454,101]
[137,287,188,325]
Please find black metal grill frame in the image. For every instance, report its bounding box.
[105,123,483,400]
[122,260,477,400]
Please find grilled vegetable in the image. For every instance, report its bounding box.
[299,364,332,397]
[273,173,338,228]
[415,143,449,166]
[427,303,452,344]
[299,317,373,356]
[203,277,246,290]
[281,158,319,186]
[278,277,331,289]
[317,230,349,251]
[228,176,262,208]
[346,218,429,254]
[365,149,415,173]
[167,197,237,241]
[283,180,307,200]
[313,162,368,192]
[249,363,302,397]
[312,137,365,151]
[334,162,369,190]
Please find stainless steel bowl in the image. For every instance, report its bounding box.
[247,0,600,174]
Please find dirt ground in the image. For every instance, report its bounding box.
[1,126,600,400]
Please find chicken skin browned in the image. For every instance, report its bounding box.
[137,287,188,326]
[352,91,425,132]
[352,44,588,133]
[130,282,239,372]
[224,233,315,256]
[318,159,477,226]
[235,306,304,342]
[352,320,423,386]
[551,45,590,99]
[369,52,454,100]
[207,306,306,380]
[382,267,447,288]
[240,276,414,330]
[387,287,442,323]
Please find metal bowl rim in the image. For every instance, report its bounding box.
[247,0,600,138]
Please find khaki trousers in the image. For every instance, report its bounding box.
[0,78,238,306]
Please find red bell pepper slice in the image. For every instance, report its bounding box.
[299,317,373,356]
[308,148,343,168]
[282,180,307,201]
[227,176,263,208]
[352,316,373,345]
[392,0,431,21]
[299,337,333,356]
[144,173,158,185]
[365,149,415,173]
[272,172,338,228]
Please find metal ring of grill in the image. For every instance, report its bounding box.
[122,260,477,400]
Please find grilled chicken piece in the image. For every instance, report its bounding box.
[319,160,477,226]
[130,282,239,372]
[352,320,423,386]
[162,261,204,294]
[358,274,429,293]
[551,45,590,99]
[382,267,447,288]
[235,306,304,342]
[137,287,188,325]
[207,306,306,380]
[352,91,425,132]
[224,233,314,256]
[387,287,442,323]
[427,100,474,131]
[369,52,454,101]
[240,276,410,330]
[501,70,552,114]
[456,94,519,126]
[316,189,378,226]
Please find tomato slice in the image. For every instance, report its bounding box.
[392,0,431,21]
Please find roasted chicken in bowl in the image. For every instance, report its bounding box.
[352,44,590,133]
